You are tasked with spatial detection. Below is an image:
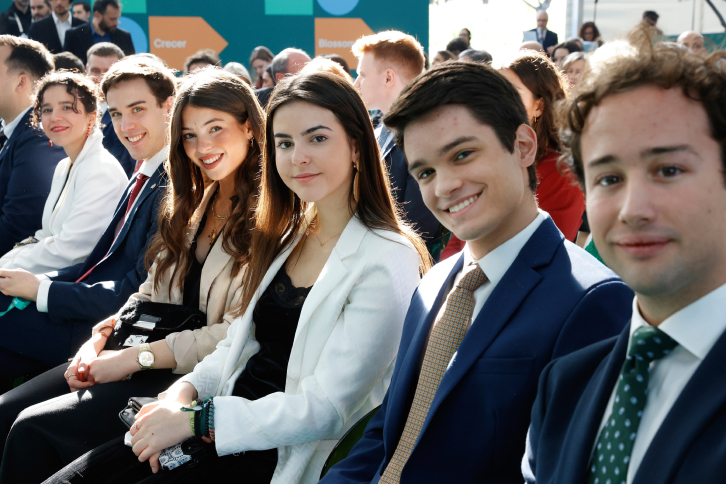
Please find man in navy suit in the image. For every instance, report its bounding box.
[85,41,134,176]
[0,35,64,257]
[524,10,558,55]
[64,0,133,65]
[321,62,632,484]
[352,31,441,249]
[0,56,176,379]
[523,43,726,484]
[27,0,85,54]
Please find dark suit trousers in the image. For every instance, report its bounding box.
[0,364,180,483]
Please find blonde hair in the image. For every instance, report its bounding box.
[301,57,353,84]
[352,30,424,81]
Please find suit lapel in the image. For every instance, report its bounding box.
[632,329,726,484]
[384,254,464,447]
[554,326,630,483]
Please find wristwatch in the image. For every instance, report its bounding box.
[137,343,155,370]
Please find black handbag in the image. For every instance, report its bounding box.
[104,299,206,351]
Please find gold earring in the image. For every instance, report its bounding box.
[249,137,254,147]
[353,161,360,203]
[533,116,538,126]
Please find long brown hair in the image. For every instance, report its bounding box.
[237,71,431,316]
[146,68,265,295]
[504,50,567,162]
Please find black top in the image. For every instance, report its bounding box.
[232,264,313,401]
[183,214,215,309]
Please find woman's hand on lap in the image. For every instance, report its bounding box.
[86,347,137,384]
[129,400,194,473]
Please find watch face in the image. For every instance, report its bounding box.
[139,351,154,367]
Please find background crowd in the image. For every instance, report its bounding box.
[0,1,721,483]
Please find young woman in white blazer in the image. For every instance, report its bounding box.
[47,71,431,484]
[0,69,269,483]
[0,71,127,273]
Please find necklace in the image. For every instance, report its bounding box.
[311,229,342,247]
[208,190,231,242]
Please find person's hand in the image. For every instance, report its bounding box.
[65,339,101,391]
[129,400,194,473]
[86,347,138,384]
[91,316,115,336]
[0,269,41,300]
[159,381,198,406]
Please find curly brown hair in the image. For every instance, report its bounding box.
[558,39,726,190]
[32,70,98,128]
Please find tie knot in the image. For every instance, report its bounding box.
[627,326,678,363]
[136,173,149,183]
[456,263,487,292]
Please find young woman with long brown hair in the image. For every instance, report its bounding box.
[47,71,429,484]
[0,68,266,483]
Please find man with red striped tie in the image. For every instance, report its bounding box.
[0,56,175,384]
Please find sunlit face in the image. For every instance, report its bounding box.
[679,32,708,57]
[50,0,70,16]
[273,100,358,205]
[565,58,586,87]
[353,52,388,112]
[106,77,171,161]
[500,68,542,124]
[71,3,89,21]
[252,59,270,78]
[30,0,50,21]
[552,47,569,67]
[181,106,252,183]
[537,12,548,30]
[40,84,95,149]
[582,27,595,42]
[582,86,726,303]
[261,69,274,88]
[86,54,120,85]
[405,104,536,256]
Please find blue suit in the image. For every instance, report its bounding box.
[0,109,66,256]
[101,110,136,177]
[321,217,633,484]
[523,322,726,484]
[0,163,165,377]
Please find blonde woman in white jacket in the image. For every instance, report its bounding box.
[0,71,126,274]
[47,72,431,484]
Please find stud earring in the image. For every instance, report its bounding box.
[49,139,53,147]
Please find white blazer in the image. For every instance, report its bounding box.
[0,129,127,273]
[176,215,421,483]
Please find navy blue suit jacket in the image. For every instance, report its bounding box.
[523,321,726,484]
[44,162,165,324]
[321,217,633,484]
[0,109,65,256]
[64,23,135,64]
[27,15,86,54]
[381,140,440,243]
[525,28,559,51]
[101,110,135,177]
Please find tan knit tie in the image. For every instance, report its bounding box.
[380,263,487,483]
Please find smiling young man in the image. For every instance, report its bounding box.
[523,44,726,484]
[320,61,633,484]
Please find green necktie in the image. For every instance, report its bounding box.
[586,325,678,484]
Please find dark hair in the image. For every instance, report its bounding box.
[461,28,471,39]
[320,54,351,75]
[578,21,601,41]
[237,71,431,315]
[264,64,276,86]
[147,69,265,294]
[435,50,455,62]
[560,40,726,190]
[92,0,119,14]
[0,35,53,80]
[446,38,469,55]
[503,50,566,163]
[53,52,84,72]
[643,10,659,22]
[184,49,221,74]
[86,42,124,61]
[553,41,583,59]
[74,1,90,13]
[385,62,537,191]
[459,49,492,64]
[32,70,98,127]
[101,56,176,107]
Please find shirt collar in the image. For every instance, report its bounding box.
[630,281,726,360]
[3,106,31,140]
[51,11,71,27]
[464,210,546,288]
[138,145,169,177]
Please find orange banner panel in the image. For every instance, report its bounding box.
[149,16,228,71]
[315,17,374,69]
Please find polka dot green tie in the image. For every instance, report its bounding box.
[586,325,678,484]
[379,263,487,484]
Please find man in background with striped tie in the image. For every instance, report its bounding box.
[320,61,632,484]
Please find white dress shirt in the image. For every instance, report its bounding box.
[594,281,726,483]
[35,145,168,313]
[1,106,31,140]
[435,211,545,329]
[52,11,72,48]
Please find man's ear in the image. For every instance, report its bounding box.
[384,68,396,88]
[15,74,30,95]
[275,72,284,82]
[514,124,537,168]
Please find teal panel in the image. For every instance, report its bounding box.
[265,0,313,15]
[90,0,146,14]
